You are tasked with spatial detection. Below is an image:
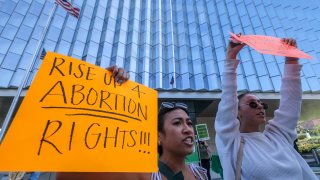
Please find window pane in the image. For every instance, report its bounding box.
[36,13,49,27]
[93,17,103,30]
[18,52,33,69]
[118,29,127,44]
[2,0,16,14]
[96,6,106,18]
[0,53,4,65]
[191,46,200,60]
[66,15,78,29]
[190,34,198,47]
[83,5,94,18]
[57,40,71,55]
[1,24,18,40]
[61,27,75,42]
[200,23,208,35]
[25,38,38,54]
[2,52,21,70]
[29,1,43,16]
[90,29,101,43]
[15,0,30,15]
[47,26,61,41]
[0,12,10,26]
[0,68,14,87]
[203,47,213,61]
[23,13,37,28]
[188,23,197,35]
[52,15,65,29]
[16,25,33,41]
[102,42,113,58]
[43,39,57,51]
[9,38,27,54]
[76,28,88,43]
[107,18,117,31]
[8,12,24,27]
[88,41,99,56]
[201,34,211,47]
[72,41,85,56]
[80,16,91,30]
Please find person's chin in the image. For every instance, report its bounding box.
[258,118,266,124]
[183,147,194,156]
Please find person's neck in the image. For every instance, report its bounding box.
[240,125,260,133]
[159,153,187,173]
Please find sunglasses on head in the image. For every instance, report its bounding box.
[159,102,189,112]
[240,101,268,110]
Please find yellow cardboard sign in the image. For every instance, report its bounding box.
[0,52,158,172]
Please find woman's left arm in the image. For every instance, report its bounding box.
[267,38,302,142]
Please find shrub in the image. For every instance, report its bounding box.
[297,134,307,140]
[297,137,320,153]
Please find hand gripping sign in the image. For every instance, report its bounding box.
[229,32,313,60]
[0,52,158,172]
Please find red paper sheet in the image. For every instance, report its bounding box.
[229,32,312,60]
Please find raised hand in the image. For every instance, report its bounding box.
[282,38,299,64]
[226,34,246,60]
[106,65,130,84]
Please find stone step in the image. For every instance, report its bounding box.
[301,152,320,177]
[310,164,320,167]
[302,154,315,158]
[304,160,316,164]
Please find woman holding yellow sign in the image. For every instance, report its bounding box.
[57,67,208,180]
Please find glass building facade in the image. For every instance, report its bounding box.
[0,0,320,93]
[1,0,320,137]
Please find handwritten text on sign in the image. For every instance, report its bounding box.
[230,32,312,59]
[0,52,158,172]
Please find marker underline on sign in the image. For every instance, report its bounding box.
[41,106,143,122]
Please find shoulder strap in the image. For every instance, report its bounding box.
[189,163,208,180]
[158,161,184,180]
[236,136,244,180]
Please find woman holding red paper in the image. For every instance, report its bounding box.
[215,37,317,179]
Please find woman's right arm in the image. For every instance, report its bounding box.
[215,39,245,150]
